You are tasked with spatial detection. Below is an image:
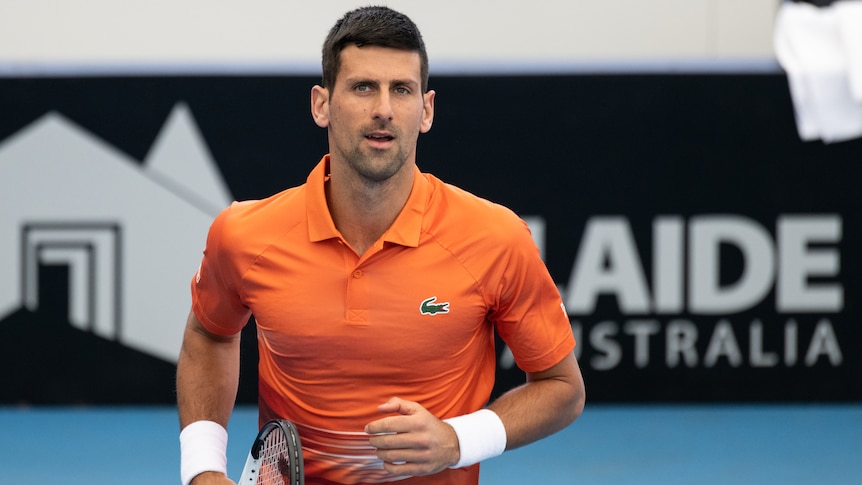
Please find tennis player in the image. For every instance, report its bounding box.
[177,6,585,485]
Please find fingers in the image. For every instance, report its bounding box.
[375,396,416,415]
[369,425,449,477]
[380,456,441,477]
[366,397,422,435]
[364,398,459,477]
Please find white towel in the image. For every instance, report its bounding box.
[774,1,862,143]
[835,1,862,100]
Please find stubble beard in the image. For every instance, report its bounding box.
[354,151,405,183]
[343,139,409,184]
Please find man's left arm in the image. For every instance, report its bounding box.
[366,352,584,476]
[488,351,584,450]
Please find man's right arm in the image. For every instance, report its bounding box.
[177,308,242,485]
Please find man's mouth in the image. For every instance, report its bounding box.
[366,132,394,142]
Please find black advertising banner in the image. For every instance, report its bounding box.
[0,74,859,404]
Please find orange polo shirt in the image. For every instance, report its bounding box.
[191,155,574,485]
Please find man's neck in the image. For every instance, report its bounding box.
[325,166,414,256]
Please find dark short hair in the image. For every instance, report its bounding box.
[321,6,429,92]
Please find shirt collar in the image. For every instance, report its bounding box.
[306,154,428,248]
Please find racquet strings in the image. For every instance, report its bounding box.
[258,427,291,485]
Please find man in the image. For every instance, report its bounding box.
[177,6,584,485]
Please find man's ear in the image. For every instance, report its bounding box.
[420,89,435,134]
[311,85,330,128]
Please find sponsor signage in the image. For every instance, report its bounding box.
[1,75,859,403]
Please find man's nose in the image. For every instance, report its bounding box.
[372,92,394,121]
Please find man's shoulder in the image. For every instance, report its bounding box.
[222,185,305,224]
[425,174,522,229]
[422,173,532,253]
[208,185,308,252]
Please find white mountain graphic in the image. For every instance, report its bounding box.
[0,103,231,362]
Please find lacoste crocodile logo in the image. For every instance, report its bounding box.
[420,296,450,316]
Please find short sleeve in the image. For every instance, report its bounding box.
[491,218,575,373]
[190,203,252,336]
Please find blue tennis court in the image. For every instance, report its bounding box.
[1,403,859,484]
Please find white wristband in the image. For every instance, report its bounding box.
[444,409,507,468]
[180,420,228,485]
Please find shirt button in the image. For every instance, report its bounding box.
[353,270,363,278]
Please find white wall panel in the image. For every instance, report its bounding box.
[0,0,780,74]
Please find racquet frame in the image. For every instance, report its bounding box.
[239,419,304,485]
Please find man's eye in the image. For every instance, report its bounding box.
[394,87,410,95]
[355,84,371,92]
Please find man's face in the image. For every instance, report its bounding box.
[313,44,435,183]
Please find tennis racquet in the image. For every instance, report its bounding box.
[238,419,304,485]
